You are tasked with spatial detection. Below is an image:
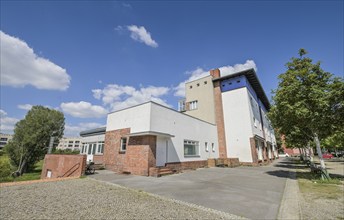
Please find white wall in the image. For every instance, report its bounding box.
[106,103,151,133]
[222,88,254,162]
[150,103,219,163]
[81,134,105,143]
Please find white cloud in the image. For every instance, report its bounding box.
[219,60,257,76]
[60,101,108,118]
[0,31,71,90]
[17,104,33,111]
[64,122,105,137]
[92,84,170,111]
[127,25,158,48]
[173,60,257,97]
[0,109,20,134]
[173,67,209,97]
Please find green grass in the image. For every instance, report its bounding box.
[297,171,344,200]
[0,159,43,183]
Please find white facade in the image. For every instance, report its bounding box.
[222,88,255,162]
[107,102,219,166]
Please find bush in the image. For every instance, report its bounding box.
[0,155,13,179]
[53,149,80,155]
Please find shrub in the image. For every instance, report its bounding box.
[0,155,13,179]
[53,149,80,155]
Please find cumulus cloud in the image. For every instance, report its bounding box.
[173,67,209,97]
[17,104,33,111]
[64,122,105,137]
[92,84,170,111]
[0,109,20,134]
[219,60,257,76]
[127,25,158,48]
[60,101,108,118]
[0,31,71,90]
[173,60,257,97]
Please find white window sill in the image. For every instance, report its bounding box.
[184,155,200,158]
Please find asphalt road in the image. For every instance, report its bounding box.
[90,159,291,219]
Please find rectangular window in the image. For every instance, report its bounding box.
[92,143,97,154]
[120,138,127,152]
[253,117,257,127]
[0,138,8,141]
[75,141,80,143]
[87,144,92,154]
[184,140,199,157]
[205,142,208,152]
[189,100,198,110]
[212,143,215,152]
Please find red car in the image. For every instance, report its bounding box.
[322,153,334,159]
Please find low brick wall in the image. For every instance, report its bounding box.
[207,158,216,167]
[166,160,207,172]
[227,158,240,167]
[41,154,86,179]
[93,155,104,165]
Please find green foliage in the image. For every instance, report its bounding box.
[269,49,344,148]
[53,148,80,155]
[0,155,13,179]
[0,159,43,183]
[322,130,344,149]
[5,106,65,175]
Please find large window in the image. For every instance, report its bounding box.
[120,138,127,152]
[184,140,199,157]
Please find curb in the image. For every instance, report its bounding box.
[277,168,302,219]
[0,176,80,187]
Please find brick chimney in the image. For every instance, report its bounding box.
[210,69,221,78]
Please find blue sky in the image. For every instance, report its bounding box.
[1,1,343,136]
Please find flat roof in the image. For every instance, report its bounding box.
[80,127,106,137]
[213,68,270,110]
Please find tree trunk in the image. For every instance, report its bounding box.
[314,133,330,180]
[17,158,27,176]
[314,133,325,169]
[307,142,313,162]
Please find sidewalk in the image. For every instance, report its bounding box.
[277,159,302,220]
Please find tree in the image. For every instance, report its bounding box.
[269,49,344,178]
[5,106,65,176]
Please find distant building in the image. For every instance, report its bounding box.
[0,133,13,149]
[56,137,82,151]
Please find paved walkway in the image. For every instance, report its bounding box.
[90,158,297,219]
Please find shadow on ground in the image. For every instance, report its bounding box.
[265,170,295,179]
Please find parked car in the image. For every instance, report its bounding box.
[322,153,334,159]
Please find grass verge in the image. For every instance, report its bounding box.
[0,159,43,183]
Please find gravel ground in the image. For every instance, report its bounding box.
[0,178,243,219]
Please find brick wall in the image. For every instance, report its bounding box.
[104,128,157,176]
[250,137,258,164]
[93,155,104,165]
[165,160,207,172]
[124,135,156,176]
[104,128,130,172]
[211,69,228,159]
[41,154,86,179]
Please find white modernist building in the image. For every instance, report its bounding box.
[80,68,277,175]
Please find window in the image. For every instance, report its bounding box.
[205,142,208,152]
[92,143,97,154]
[97,141,104,154]
[75,141,80,143]
[204,81,207,85]
[189,100,198,110]
[120,138,127,152]
[237,80,241,83]
[0,138,8,141]
[69,141,73,143]
[212,143,215,152]
[88,144,92,154]
[184,140,199,157]
[197,83,200,87]
[189,85,192,89]
[68,144,73,148]
[253,117,257,127]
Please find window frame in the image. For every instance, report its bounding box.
[184,140,200,157]
[120,137,127,152]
